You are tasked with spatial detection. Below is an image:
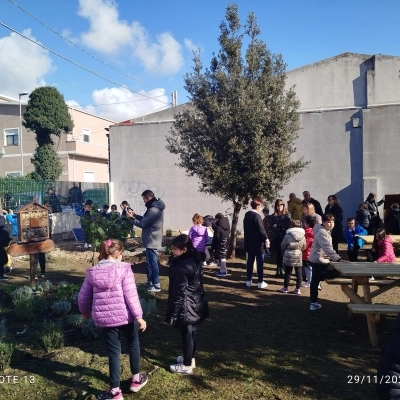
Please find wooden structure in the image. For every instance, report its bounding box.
[359,234,400,244]
[331,262,400,347]
[16,202,49,243]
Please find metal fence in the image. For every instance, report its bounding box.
[0,179,109,212]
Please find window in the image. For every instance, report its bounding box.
[82,129,90,143]
[6,171,21,177]
[4,128,19,146]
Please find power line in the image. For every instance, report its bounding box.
[0,21,171,106]
[7,0,167,96]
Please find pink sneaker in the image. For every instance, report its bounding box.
[129,374,148,393]
[278,287,288,293]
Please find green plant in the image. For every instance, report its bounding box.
[0,342,13,371]
[166,228,172,237]
[82,318,101,339]
[70,292,78,305]
[0,283,20,297]
[66,314,84,327]
[51,301,71,315]
[0,319,6,342]
[35,280,53,293]
[14,296,46,321]
[56,283,81,301]
[39,321,64,352]
[164,245,173,256]
[10,286,33,304]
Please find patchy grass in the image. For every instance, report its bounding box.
[0,242,395,399]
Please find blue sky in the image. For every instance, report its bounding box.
[1,0,399,122]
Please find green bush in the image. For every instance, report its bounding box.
[82,318,101,339]
[66,314,84,327]
[10,286,33,304]
[0,319,6,342]
[35,280,53,293]
[166,228,172,237]
[0,284,19,297]
[39,321,64,352]
[14,296,46,321]
[55,283,81,301]
[0,342,14,371]
[51,301,71,315]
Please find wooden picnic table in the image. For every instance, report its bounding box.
[359,235,400,244]
[331,262,400,347]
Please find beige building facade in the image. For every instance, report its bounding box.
[0,94,114,182]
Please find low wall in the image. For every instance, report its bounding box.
[52,212,81,235]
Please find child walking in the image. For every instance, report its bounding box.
[279,220,306,295]
[78,239,148,399]
[301,215,316,288]
[167,234,209,374]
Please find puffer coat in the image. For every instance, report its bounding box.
[78,260,142,327]
[211,217,230,259]
[356,209,371,229]
[166,250,209,328]
[376,236,396,263]
[281,227,306,267]
[302,227,314,261]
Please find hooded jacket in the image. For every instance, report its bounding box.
[376,236,396,263]
[78,260,142,327]
[281,227,306,267]
[188,225,208,252]
[344,224,367,251]
[376,313,400,399]
[0,216,12,267]
[166,250,209,328]
[131,198,165,248]
[356,209,371,229]
[211,216,230,259]
[244,210,268,254]
[309,224,341,264]
[287,197,303,220]
[385,207,400,235]
[302,226,314,261]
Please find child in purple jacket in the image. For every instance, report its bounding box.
[188,213,208,272]
[78,239,148,399]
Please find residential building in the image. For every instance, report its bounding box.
[0,94,114,182]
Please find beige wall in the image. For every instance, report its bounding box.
[66,155,109,183]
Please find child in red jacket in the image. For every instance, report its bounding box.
[301,215,315,288]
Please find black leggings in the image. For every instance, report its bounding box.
[309,262,340,303]
[180,326,197,367]
[283,265,302,289]
[274,237,284,270]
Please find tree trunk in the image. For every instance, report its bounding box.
[227,201,242,258]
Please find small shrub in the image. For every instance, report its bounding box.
[39,321,64,352]
[164,245,172,256]
[82,318,101,339]
[66,314,84,327]
[0,342,14,371]
[14,296,46,321]
[0,284,19,297]
[70,292,78,305]
[166,228,172,237]
[140,298,157,315]
[56,283,81,301]
[51,301,71,315]
[0,319,6,341]
[10,286,33,303]
[35,280,53,293]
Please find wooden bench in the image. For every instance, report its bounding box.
[347,303,400,347]
[326,278,394,287]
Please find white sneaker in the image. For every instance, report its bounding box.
[301,283,310,288]
[310,302,322,311]
[176,356,196,368]
[84,243,88,249]
[88,244,92,248]
[318,283,322,290]
[369,276,375,281]
[170,363,193,374]
[258,281,268,289]
[245,281,252,287]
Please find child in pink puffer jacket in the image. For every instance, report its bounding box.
[78,238,148,399]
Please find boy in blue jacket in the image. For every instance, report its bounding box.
[345,218,367,261]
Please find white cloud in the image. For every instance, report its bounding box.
[77,0,184,75]
[0,29,53,98]
[67,86,170,122]
[184,38,203,54]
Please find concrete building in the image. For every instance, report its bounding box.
[109,52,400,229]
[0,94,114,182]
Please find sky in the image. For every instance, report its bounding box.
[1,0,399,122]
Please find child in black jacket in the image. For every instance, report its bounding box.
[211,213,230,277]
[0,216,12,281]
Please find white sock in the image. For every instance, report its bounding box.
[132,373,140,382]
[111,387,120,394]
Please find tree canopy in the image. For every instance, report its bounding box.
[23,86,73,180]
[166,4,308,256]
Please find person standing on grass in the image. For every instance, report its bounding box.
[166,234,209,375]
[243,198,269,289]
[210,213,230,277]
[0,216,12,281]
[188,213,208,274]
[279,219,306,295]
[308,213,342,311]
[67,182,83,210]
[344,218,367,262]
[126,190,165,292]
[78,239,148,399]
[301,215,316,288]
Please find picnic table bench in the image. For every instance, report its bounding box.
[331,262,400,347]
[359,235,400,244]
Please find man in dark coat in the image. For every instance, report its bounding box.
[302,191,323,216]
[67,182,83,210]
[376,312,400,399]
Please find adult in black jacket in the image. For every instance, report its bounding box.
[0,216,12,281]
[365,192,385,235]
[211,214,230,260]
[376,312,400,399]
[166,234,209,375]
[385,204,400,235]
[324,195,344,252]
[302,191,323,217]
[243,198,269,289]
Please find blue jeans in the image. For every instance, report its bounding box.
[146,248,160,287]
[104,321,140,388]
[246,252,265,282]
[305,264,312,283]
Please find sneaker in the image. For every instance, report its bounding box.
[245,281,252,287]
[369,276,375,281]
[216,271,227,277]
[318,283,322,290]
[258,281,268,289]
[170,363,193,374]
[129,374,148,393]
[310,302,322,311]
[84,243,88,249]
[278,287,288,293]
[301,283,310,288]
[208,262,217,266]
[176,356,196,368]
[203,262,207,266]
[0,276,9,281]
[88,244,92,248]
[40,274,46,278]
[293,288,301,295]
[97,388,123,400]
[148,285,161,293]
[5,266,12,274]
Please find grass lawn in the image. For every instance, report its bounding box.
[0,242,395,399]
